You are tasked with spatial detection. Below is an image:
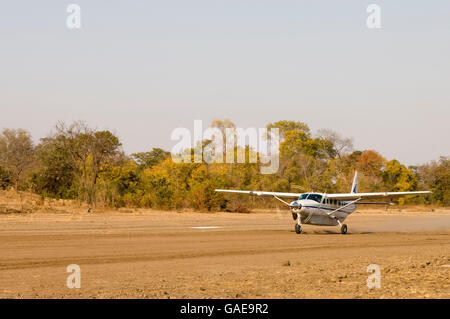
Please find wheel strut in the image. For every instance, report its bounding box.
[336,218,348,234]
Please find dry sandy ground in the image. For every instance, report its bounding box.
[0,208,449,299]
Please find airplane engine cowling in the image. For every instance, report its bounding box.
[289,201,302,213]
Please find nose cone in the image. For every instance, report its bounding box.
[289,200,302,212]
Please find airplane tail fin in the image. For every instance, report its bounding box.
[351,171,358,193]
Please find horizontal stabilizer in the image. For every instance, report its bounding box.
[358,202,396,205]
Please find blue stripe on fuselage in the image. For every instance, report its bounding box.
[302,205,353,214]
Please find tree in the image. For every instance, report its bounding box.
[209,119,237,163]
[98,160,140,207]
[32,135,76,198]
[210,119,236,136]
[416,157,450,205]
[131,148,170,169]
[316,129,353,158]
[358,150,385,177]
[0,128,35,189]
[189,165,224,210]
[0,119,446,210]
[266,120,310,141]
[0,165,12,189]
[47,122,122,204]
[383,159,417,192]
[279,130,308,157]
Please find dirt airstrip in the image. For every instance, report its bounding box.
[0,208,449,299]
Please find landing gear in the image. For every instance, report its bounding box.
[295,223,302,234]
[336,218,348,234]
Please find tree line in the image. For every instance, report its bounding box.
[0,120,448,210]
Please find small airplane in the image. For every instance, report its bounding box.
[215,172,431,234]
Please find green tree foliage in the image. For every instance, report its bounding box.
[33,122,121,204]
[131,148,170,169]
[0,165,12,189]
[415,157,450,206]
[266,120,310,140]
[31,135,77,198]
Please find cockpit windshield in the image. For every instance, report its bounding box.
[298,194,309,200]
[298,193,323,203]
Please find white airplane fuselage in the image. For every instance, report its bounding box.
[290,198,357,226]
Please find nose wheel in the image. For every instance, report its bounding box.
[295,223,302,234]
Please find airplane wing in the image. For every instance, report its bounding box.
[327,191,431,201]
[215,189,302,198]
[215,189,432,201]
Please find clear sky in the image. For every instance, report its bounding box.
[1,1,449,166]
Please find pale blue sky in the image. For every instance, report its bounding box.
[1,1,449,165]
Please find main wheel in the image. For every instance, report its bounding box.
[295,223,302,234]
[340,224,348,234]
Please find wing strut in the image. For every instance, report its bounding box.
[273,196,292,207]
